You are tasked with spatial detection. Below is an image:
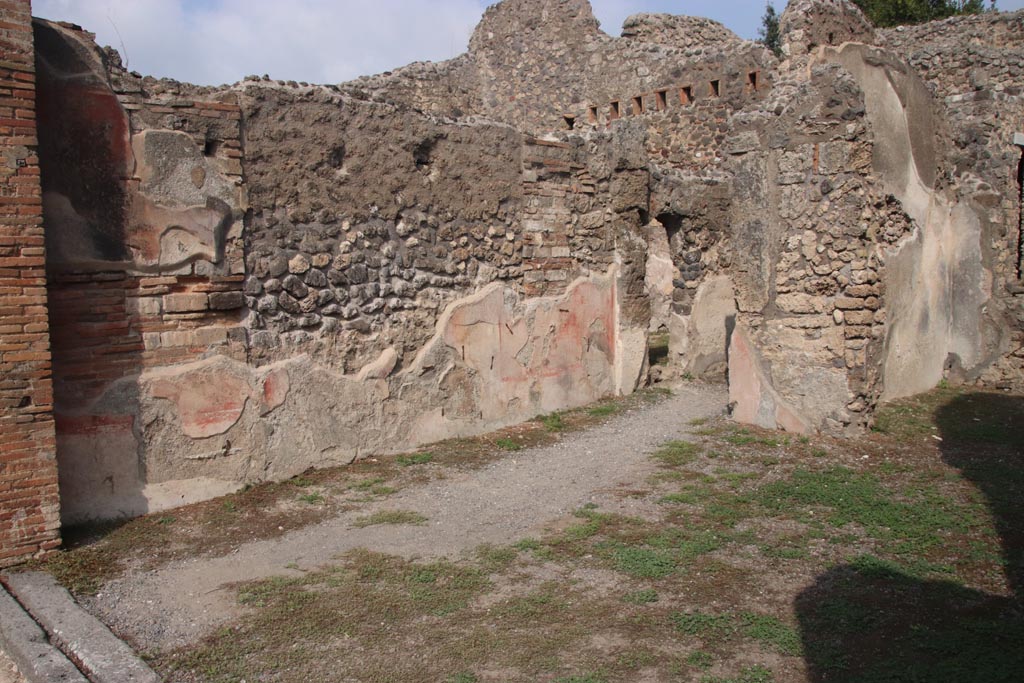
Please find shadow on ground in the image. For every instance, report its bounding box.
[796,392,1024,682]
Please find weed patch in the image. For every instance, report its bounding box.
[651,440,701,467]
[352,510,427,528]
[623,588,659,605]
[541,413,566,432]
[397,452,435,467]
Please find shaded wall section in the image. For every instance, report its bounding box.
[0,0,60,566]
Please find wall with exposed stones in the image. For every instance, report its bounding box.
[0,0,1022,543]
[877,11,1024,389]
[30,11,654,524]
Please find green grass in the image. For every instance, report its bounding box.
[124,385,1021,683]
[755,467,970,555]
[701,665,774,683]
[297,492,324,505]
[587,404,619,417]
[723,428,779,447]
[349,477,396,496]
[672,611,736,638]
[651,440,701,467]
[612,546,677,578]
[740,612,802,656]
[687,650,715,670]
[556,674,607,683]
[352,510,428,528]
[475,544,518,572]
[541,413,566,432]
[495,438,523,451]
[872,401,937,438]
[623,588,659,604]
[514,538,542,551]
[351,477,386,490]
[397,452,434,467]
[672,610,800,656]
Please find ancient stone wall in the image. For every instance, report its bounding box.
[29,15,652,524]
[33,20,250,522]
[620,14,741,48]
[0,0,1022,547]
[240,83,526,370]
[0,0,60,566]
[879,11,1024,389]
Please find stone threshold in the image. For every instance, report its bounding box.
[0,572,157,683]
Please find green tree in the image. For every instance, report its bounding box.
[759,2,782,58]
[851,0,992,27]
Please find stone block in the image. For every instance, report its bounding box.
[834,297,865,310]
[844,310,874,325]
[126,296,161,316]
[777,293,824,314]
[163,293,208,313]
[0,583,87,683]
[208,291,245,310]
[194,326,228,346]
[288,254,311,274]
[160,330,193,347]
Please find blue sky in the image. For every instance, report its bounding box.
[32,1,1024,85]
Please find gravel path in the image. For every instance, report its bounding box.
[86,384,727,653]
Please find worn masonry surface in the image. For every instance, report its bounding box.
[0,0,1021,558]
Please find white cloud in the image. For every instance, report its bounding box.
[36,0,1024,85]
[33,0,484,85]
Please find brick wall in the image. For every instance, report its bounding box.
[0,0,60,566]
[48,272,247,408]
[521,138,583,296]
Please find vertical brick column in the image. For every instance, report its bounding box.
[1015,133,1023,280]
[0,0,61,566]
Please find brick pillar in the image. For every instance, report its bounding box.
[0,0,61,567]
[1015,133,1023,280]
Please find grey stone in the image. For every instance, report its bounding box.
[242,276,263,296]
[0,583,87,683]
[282,275,309,299]
[3,572,159,683]
[268,255,288,278]
[304,268,328,288]
[278,292,301,314]
[209,291,245,310]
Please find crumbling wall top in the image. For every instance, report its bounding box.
[781,0,875,56]
[620,13,741,49]
[469,0,603,54]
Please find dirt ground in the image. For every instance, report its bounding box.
[11,383,1023,683]
[79,384,728,653]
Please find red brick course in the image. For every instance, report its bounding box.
[0,0,60,567]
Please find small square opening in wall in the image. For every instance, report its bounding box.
[588,106,599,124]
[748,71,759,92]
[203,139,221,157]
[709,79,721,97]
[680,86,693,105]
[632,95,644,115]
[609,101,621,120]
[563,115,576,130]
[655,90,668,111]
